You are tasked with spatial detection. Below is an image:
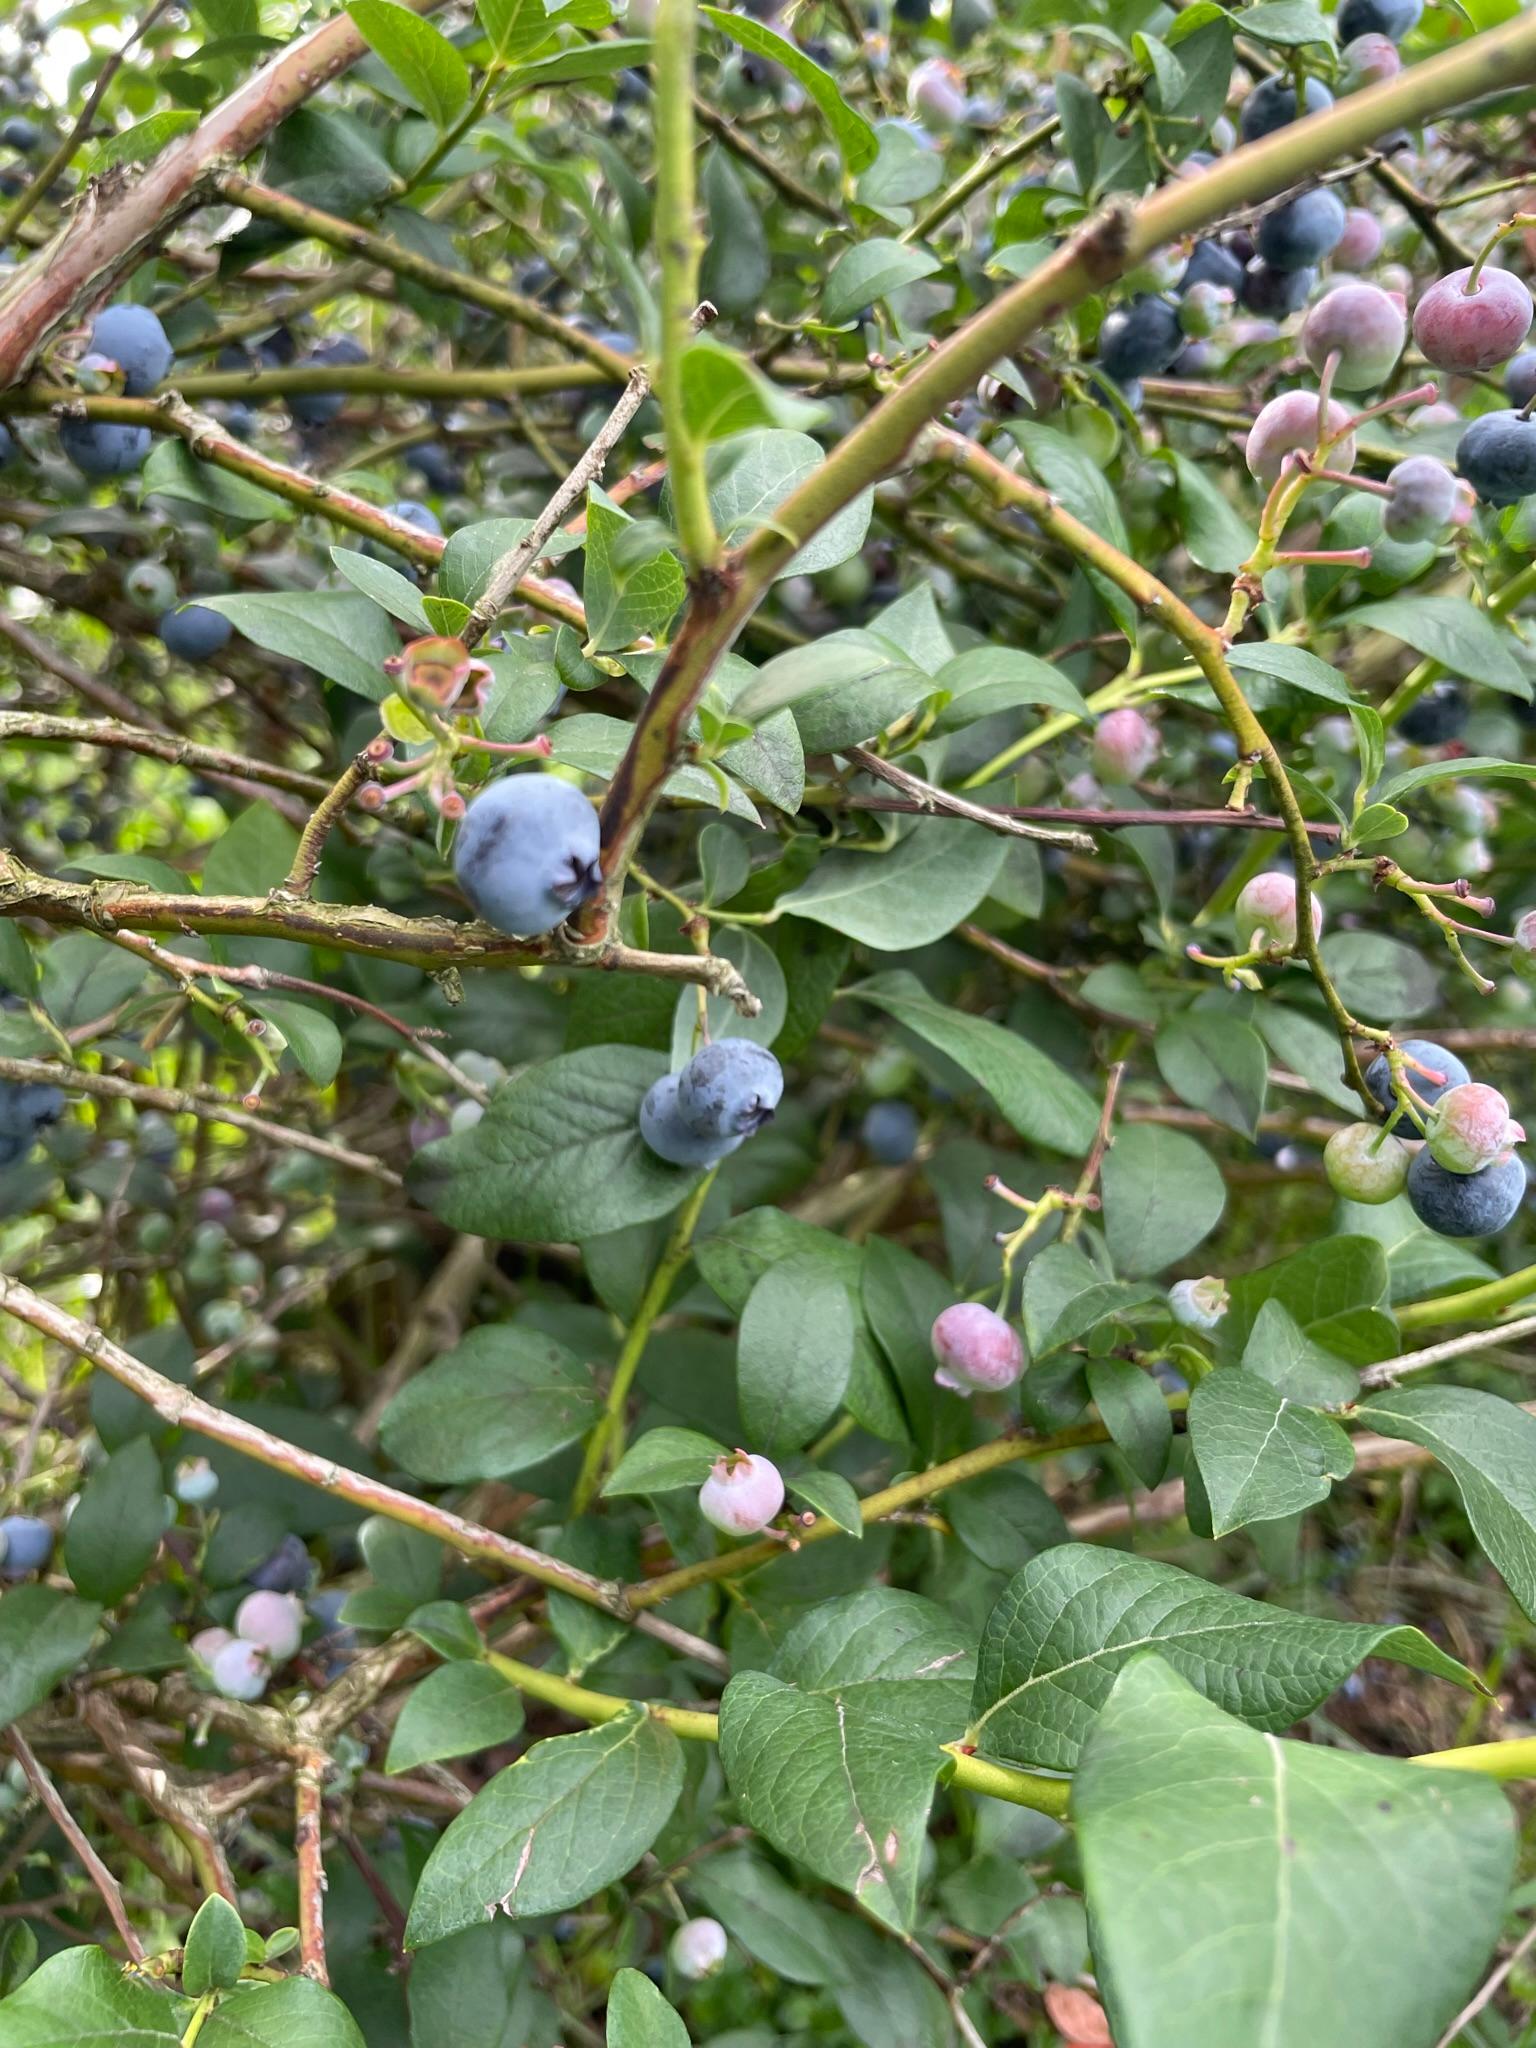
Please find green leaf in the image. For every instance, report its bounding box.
[930,646,1090,730]
[581,493,685,652]
[406,1923,554,2048]
[405,1601,483,1661]
[379,1324,600,1483]
[688,1847,849,1985]
[202,804,299,898]
[63,1438,165,1606]
[1086,1357,1172,1488]
[246,996,343,1088]
[348,0,470,125]
[947,1467,1067,1575]
[386,1662,526,1774]
[477,0,606,60]
[1252,1004,1361,1113]
[196,592,401,700]
[1076,1657,1514,2048]
[1242,0,1333,41]
[201,1976,366,2047]
[699,7,877,170]
[140,440,293,524]
[1240,1298,1357,1406]
[679,338,826,442]
[701,148,771,316]
[1348,801,1410,848]
[968,1546,1477,1770]
[822,237,942,325]
[0,1947,181,2045]
[1361,1386,1536,1622]
[1155,1010,1268,1137]
[1099,1124,1226,1277]
[851,973,1100,1153]
[409,1049,707,1241]
[786,1466,862,1536]
[605,1971,689,2048]
[1168,450,1256,574]
[1373,755,1536,808]
[38,933,148,1030]
[505,36,650,88]
[1226,1234,1388,1351]
[1188,1370,1354,1536]
[704,429,873,579]
[1320,930,1439,1023]
[738,1259,855,1454]
[0,1588,102,1732]
[0,923,37,999]
[603,1426,726,1497]
[437,519,578,607]
[405,1709,685,1947]
[1010,423,1135,638]
[1345,596,1529,699]
[717,1591,972,1930]
[87,109,199,173]
[328,547,432,630]
[1228,639,1355,705]
[861,1234,947,1452]
[781,829,1006,953]
[183,1896,247,1998]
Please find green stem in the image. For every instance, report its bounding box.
[571,1173,716,1512]
[485,1652,1071,1815]
[1397,1263,1536,1333]
[1410,1735,1536,1780]
[902,114,1061,245]
[181,1994,217,2047]
[654,0,719,571]
[401,62,501,194]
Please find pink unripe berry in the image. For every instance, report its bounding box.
[910,58,967,131]
[210,1638,269,1701]
[1235,871,1323,953]
[1425,1082,1526,1174]
[1301,283,1405,391]
[234,1589,305,1662]
[1168,1275,1229,1331]
[931,1302,1025,1395]
[1341,32,1401,88]
[190,1627,235,1665]
[1090,707,1159,785]
[698,1451,785,1536]
[670,1917,729,1979]
[1413,266,1534,374]
[1245,390,1356,482]
[1410,399,1460,429]
[1324,1122,1411,1204]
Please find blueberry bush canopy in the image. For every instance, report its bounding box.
[11,0,1536,2041]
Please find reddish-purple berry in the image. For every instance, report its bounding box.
[1334,207,1385,272]
[1413,266,1534,374]
[1090,707,1159,784]
[1383,455,1460,541]
[1301,283,1405,390]
[931,1302,1025,1395]
[1245,391,1356,483]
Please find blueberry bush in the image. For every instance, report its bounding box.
[9,0,1536,2041]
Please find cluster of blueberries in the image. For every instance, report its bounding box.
[640,1038,784,1169]
[1325,1041,1527,1237]
[191,1586,306,1703]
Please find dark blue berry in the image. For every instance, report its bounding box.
[1098,295,1183,381]
[1338,0,1422,39]
[1365,1039,1470,1116]
[1458,409,1536,506]
[453,776,602,938]
[1504,350,1536,407]
[1257,189,1347,272]
[1179,240,1246,295]
[1240,75,1333,144]
[59,418,151,476]
[1397,680,1467,744]
[861,1100,920,1164]
[1241,261,1316,317]
[1407,1148,1525,1236]
[290,336,368,425]
[160,605,233,662]
[248,1533,312,1594]
[89,305,173,395]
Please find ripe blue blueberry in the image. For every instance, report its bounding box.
[1256,189,1347,272]
[0,423,13,467]
[1240,261,1316,318]
[0,118,41,153]
[1364,1038,1470,1115]
[406,442,461,492]
[638,1073,742,1167]
[290,336,368,425]
[159,604,233,662]
[89,304,173,395]
[1098,295,1183,382]
[1179,240,1246,296]
[0,1081,64,1165]
[861,1099,920,1164]
[453,775,602,937]
[676,1038,784,1142]
[1239,74,1333,144]
[1397,679,1468,744]
[59,417,151,476]
[1338,0,1422,39]
[1407,1147,1526,1237]
[385,500,442,538]
[1506,350,1536,407]
[0,1516,53,1578]
[1458,410,1536,507]
[247,1532,312,1594]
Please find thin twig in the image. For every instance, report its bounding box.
[6,1731,144,1961]
[286,757,375,897]
[844,747,1096,850]
[1061,1062,1124,1246]
[294,1750,330,1984]
[1433,1914,1536,2048]
[1357,1312,1536,1392]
